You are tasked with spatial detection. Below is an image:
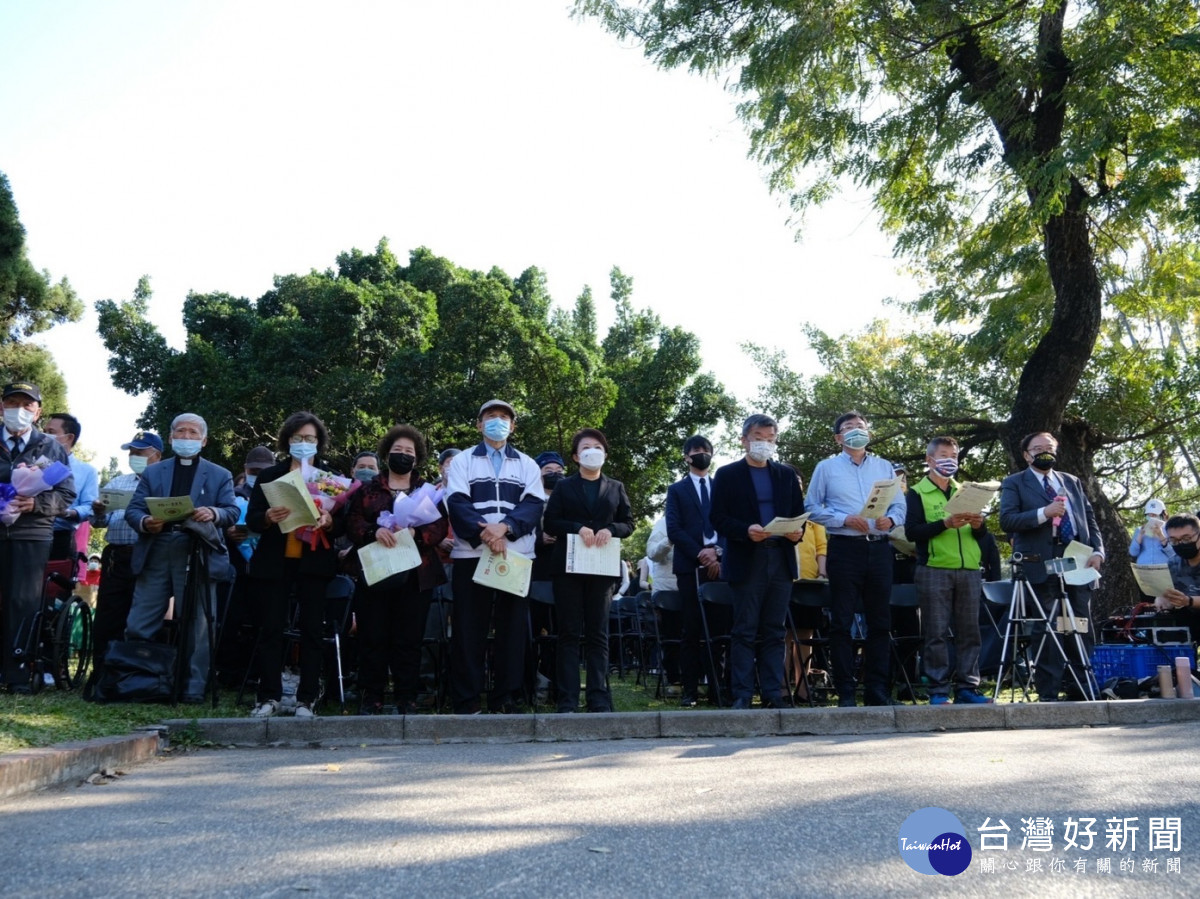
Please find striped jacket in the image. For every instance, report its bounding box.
[445,441,545,559]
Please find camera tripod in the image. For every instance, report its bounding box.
[992,552,1097,702]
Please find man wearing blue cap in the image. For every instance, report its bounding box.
[84,430,163,697]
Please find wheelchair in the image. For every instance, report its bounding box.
[12,557,93,692]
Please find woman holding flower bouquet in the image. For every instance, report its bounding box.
[246,412,342,718]
[345,424,447,715]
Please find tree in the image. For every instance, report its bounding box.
[97,243,735,519]
[0,171,81,407]
[579,0,1200,611]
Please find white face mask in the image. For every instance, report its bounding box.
[747,441,775,463]
[4,407,35,434]
[578,447,606,470]
[129,455,149,474]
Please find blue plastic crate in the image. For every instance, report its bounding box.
[1092,643,1193,682]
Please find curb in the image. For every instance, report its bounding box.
[0,727,166,801]
[6,699,1198,801]
[167,697,1200,748]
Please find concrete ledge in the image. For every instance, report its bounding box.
[534,711,661,741]
[0,730,163,801]
[660,709,780,738]
[164,717,268,747]
[1002,700,1109,728]
[894,704,1006,733]
[778,706,896,735]
[264,716,406,746]
[403,712,536,744]
[1105,698,1200,725]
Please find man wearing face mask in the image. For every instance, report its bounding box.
[43,413,100,562]
[124,412,239,702]
[665,434,723,706]
[905,437,992,704]
[445,399,546,714]
[85,430,163,699]
[999,431,1103,701]
[806,411,906,707]
[1159,514,1200,646]
[709,414,806,709]
[1,382,76,692]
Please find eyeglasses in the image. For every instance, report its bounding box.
[291,435,319,444]
[1169,534,1199,547]
[1027,445,1056,454]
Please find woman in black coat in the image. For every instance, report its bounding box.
[543,428,634,713]
[246,412,340,718]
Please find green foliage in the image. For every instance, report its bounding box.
[0,171,83,346]
[96,243,734,516]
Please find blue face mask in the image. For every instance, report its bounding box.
[244,474,258,489]
[482,418,511,442]
[842,428,870,450]
[353,469,377,483]
[172,438,202,458]
[289,442,318,461]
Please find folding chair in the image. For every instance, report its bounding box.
[889,583,921,700]
[609,591,646,680]
[526,580,556,708]
[649,588,681,699]
[788,579,831,706]
[696,574,736,708]
[421,582,454,711]
[291,574,355,712]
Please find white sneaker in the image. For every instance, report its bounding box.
[250,700,279,718]
[294,702,316,719]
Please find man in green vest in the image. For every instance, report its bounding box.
[905,436,992,704]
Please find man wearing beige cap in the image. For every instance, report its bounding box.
[445,399,545,713]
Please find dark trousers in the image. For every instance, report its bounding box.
[553,573,614,712]
[358,571,432,707]
[729,541,792,703]
[827,536,893,698]
[449,559,528,713]
[916,566,983,694]
[252,561,327,705]
[677,568,704,697]
[1029,579,1094,698]
[91,543,136,676]
[50,528,77,562]
[0,538,53,686]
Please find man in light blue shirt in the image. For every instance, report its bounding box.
[44,413,99,561]
[806,411,906,707]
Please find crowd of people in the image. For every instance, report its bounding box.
[2,377,1198,711]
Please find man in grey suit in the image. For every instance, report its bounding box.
[124,412,239,702]
[999,431,1104,701]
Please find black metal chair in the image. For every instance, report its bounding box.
[788,579,832,705]
[696,574,736,708]
[527,580,556,708]
[649,588,681,699]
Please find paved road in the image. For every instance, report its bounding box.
[2,723,1196,897]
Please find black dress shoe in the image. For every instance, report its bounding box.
[679,694,698,708]
[764,695,791,709]
[865,694,901,707]
[731,697,751,710]
[179,695,205,705]
[837,696,858,708]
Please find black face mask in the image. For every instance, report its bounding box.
[1174,540,1200,561]
[688,452,712,471]
[387,452,416,475]
[542,472,564,491]
[1030,452,1056,472]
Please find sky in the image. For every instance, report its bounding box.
[1,0,914,469]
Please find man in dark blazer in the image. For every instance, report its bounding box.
[665,433,722,707]
[124,412,239,702]
[999,431,1104,701]
[710,414,805,709]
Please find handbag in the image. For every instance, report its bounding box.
[95,640,177,703]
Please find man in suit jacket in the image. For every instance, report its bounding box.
[999,431,1104,701]
[665,433,722,707]
[1,381,76,691]
[124,412,239,702]
[710,414,805,709]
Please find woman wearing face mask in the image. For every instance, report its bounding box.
[344,423,447,714]
[543,428,635,713]
[246,412,340,719]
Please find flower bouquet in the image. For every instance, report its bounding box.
[0,458,72,525]
[377,482,443,532]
